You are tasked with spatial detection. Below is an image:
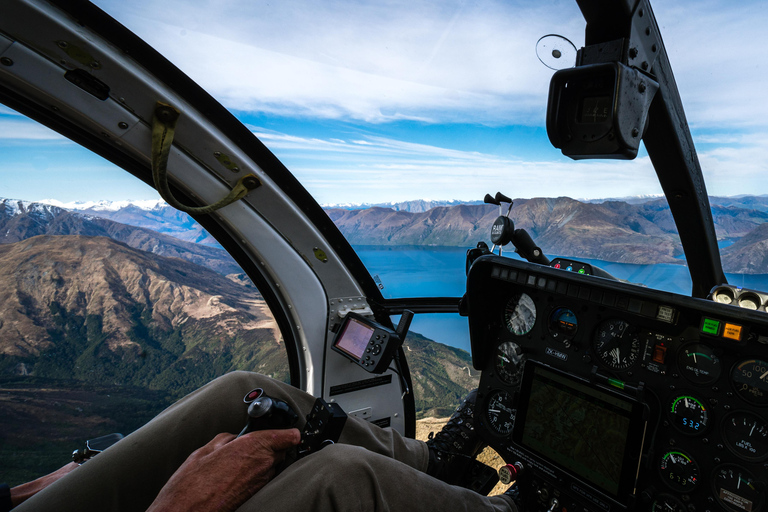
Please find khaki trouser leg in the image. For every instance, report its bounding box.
[15,371,513,512]
[238,443,515,512]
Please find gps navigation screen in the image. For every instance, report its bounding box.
[514,363,644,499]
[335,317,374,360]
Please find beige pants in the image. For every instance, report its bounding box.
[17,372,515,512]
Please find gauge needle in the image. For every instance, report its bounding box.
[750,422,756,436]
[693,352,698,363]
[760,369,768,381]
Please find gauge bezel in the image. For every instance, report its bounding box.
[494,341,525,387]
[710,463,764,512]
[721,410,768,462]
[666,393,710,436]
[651,494,686,512]
[483,389,516,437]
[730,359,768,407]
[503,293,537,336]
[592,318,641,371]
[677,342,722,385]
[548,306,579,344]
[658,450,699,493]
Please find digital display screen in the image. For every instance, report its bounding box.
[514,363,644,500]
[334,317,374,360]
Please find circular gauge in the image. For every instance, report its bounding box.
[731,359,768,406]
[659,451,699,492]
[738,292,762,310]
[485,390,516,436]
[668,395,709,435]
[678,343,722,384]
[723,411,768,461]
[495,341,525,387]
[712,286,736,305]
[712,464,764,512]
[504,294,537,336]
[549,307,578,344]
[592,319,640,370]
[651,494,686,512]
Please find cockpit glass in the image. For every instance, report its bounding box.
[0,0,764,292]
[81,0,768,300]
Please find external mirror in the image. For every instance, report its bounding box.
[546,62,658,159]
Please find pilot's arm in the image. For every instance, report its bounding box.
[146,428,301,512]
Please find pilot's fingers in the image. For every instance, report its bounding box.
[194,432,237,456]
[240,428,301,454]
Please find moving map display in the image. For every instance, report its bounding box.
[516,364,642,498]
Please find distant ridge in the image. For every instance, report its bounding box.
[10,195,768,272]
[0,198,239,275]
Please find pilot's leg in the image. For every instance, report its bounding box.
[237,443,516,512]
[14,371,427,512]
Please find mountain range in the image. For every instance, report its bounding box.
[326,196,768,270]
[0,199,239,275]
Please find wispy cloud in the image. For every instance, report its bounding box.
[0,116,70,141]
[94,0,584,125]
[93,0,768,131]
[251,128,664,203]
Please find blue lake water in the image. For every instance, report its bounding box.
[354,245,768,353]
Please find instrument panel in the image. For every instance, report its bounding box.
[465,255,768,512]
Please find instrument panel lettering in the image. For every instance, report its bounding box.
[546,347,568,361]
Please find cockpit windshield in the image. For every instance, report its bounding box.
[68,0,767,299]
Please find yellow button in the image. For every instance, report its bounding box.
[723,323,743,341]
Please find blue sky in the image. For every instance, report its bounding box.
[1,0,767,205]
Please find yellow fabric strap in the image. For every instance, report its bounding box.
[151,101,260,215]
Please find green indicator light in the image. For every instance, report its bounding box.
[702,318,720,335]
[608,378,625,390]
[578,268,586,274]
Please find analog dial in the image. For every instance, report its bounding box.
[651,494,686,512]
[504,294,536,336]
[678,343,721,385]
[669,395,709,435]
[712,464,764,512]
[593,319,640,370]
[485,390,516,436]
[659,451,699,492]
[495,341,525,387]
[731,359,768,406]
[723,411,768,461]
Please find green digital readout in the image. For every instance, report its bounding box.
[701,318,721,336]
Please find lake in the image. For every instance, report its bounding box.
[354,245,768,353]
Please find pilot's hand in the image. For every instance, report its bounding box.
[10,462,78,507]
[147,428,301,512]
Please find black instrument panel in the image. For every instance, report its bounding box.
[465,255,768,512]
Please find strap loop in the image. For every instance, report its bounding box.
[151,101,260,215]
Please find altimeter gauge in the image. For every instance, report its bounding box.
[592,319,640,370]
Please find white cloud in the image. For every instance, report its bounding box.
[92,0,768,131]
[253,129,664,204]
[93,0,584,124]
[0,117,69,141]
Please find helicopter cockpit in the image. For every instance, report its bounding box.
[0,0,766,511]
